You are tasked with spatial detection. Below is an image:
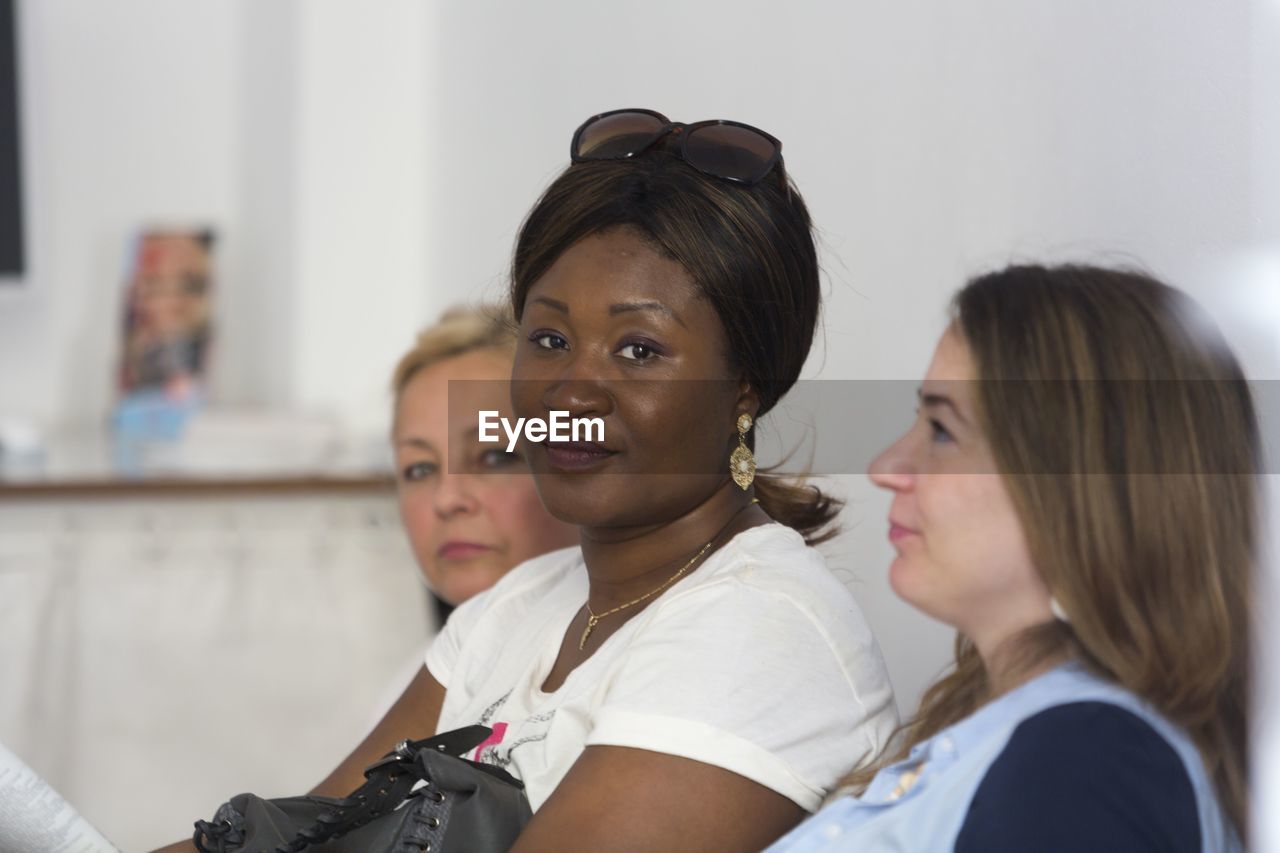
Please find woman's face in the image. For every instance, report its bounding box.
[868,328,1053,655]
[393,348,579,604]
[511,228,750,529]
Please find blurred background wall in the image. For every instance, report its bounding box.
[0,0,1277,850]
[0,1,433,432]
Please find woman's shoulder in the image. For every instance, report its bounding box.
[427,544,583,683]
[475,543,584,609]
[445,544,583,633]
[955,701,1200,852]
[988,701,1198,790]
[597,522,898,771]
[655,522,890,676]
[689,522,870,621]
[704,521,830,578]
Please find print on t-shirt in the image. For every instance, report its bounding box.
[472,689,557,769]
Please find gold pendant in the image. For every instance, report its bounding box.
[730,445,756,490]
[579,615,598,650]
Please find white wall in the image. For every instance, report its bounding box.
[4,4,1273,431]
[0,0,433,435]
[0,0,242,427]
[290,2,432,430]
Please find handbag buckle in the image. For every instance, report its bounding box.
[363,740,418,776]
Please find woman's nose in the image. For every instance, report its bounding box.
[541,379,612,419]
[432,471,480,519]
[868,433,915,492]
[538,353,614,419]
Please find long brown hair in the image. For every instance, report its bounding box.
[509,145,840,543]
[845,264,1259,834]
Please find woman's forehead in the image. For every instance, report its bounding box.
[920,330,978,416]
[924,329,975,382]
[525,230,703,315]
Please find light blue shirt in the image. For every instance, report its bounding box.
[766,662,1238,852]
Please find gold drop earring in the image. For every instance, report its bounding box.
[730,413,756,490]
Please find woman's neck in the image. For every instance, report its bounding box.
[577,483,765,612]
[979,633,1070,699]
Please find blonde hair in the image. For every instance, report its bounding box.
[843,265,1259,835]
[391,303,516,398]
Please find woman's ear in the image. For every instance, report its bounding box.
[735,378,760,422]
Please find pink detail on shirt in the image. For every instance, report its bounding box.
[472,722,508,761]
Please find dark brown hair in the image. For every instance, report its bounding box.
[510,146,840,543]
[844,264,1259,835]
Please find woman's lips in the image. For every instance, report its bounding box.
[888,522,919,543]
[437,541,495,560]
[543,441,616,471]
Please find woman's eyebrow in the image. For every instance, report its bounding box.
[531,296,569,314]
[917,389,969,426]
[608,301,686,328]
[394,437,437,452]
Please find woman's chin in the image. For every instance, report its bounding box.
[534,470,726,530]
[427,562,509,606]
[533,477,624,527]
[887,557,926,607]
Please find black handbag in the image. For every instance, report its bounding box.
[192,725,532,853]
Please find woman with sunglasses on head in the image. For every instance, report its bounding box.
[306,109,899,853]
[446,109,897,852]
[767,265,1255,852]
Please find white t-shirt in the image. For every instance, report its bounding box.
[425,522,898,812]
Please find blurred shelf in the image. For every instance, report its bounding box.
[0,474,394,498]
[0,415,396,499]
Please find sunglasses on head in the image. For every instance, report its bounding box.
[570,108,785,187]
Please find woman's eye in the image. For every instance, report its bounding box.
[479,449,523,469]
[617,340,659,362]
[400,461,438,482]
[531,331,568,350]
[928,419,954,444]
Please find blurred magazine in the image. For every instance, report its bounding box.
[112,229,215,453]
[0,741,118,852]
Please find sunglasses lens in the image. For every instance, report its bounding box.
[684,124,778,183]
[575,111,669,159]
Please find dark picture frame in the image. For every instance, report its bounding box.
[0,0,24,280]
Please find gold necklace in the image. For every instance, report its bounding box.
[578,498,758,650]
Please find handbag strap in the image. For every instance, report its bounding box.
[362,724,493,777]
[298,725,495,844]
[194,725,495,853]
